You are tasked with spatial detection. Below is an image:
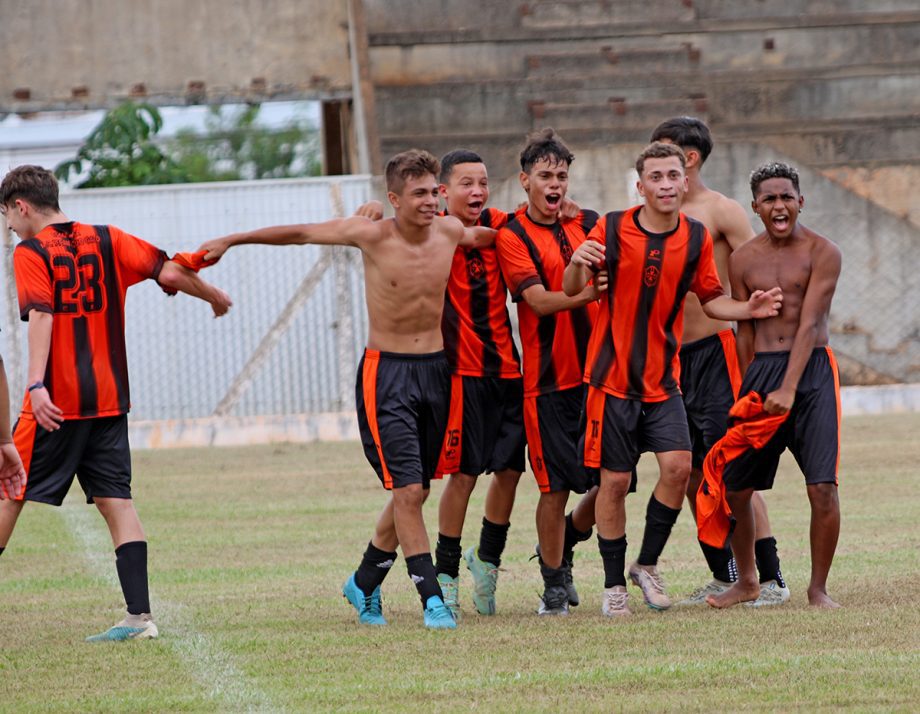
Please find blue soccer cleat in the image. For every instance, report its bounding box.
[343,573,387,625]
[86,617,158,642]
[423,595,457,630]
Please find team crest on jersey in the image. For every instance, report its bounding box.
[467,255,486,280]
[644,265,660,287]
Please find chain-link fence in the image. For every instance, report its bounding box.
[1,176,372,421]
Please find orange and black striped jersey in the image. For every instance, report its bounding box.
[496,210,600,397]
[441,208,521,378]
[14,222,168,419]
[584,207,724,402]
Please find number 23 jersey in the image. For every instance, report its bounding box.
[14,221,168,419]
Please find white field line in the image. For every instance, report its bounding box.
[59,500,279,713]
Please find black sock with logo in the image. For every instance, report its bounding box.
[478,518,510,567]
[406,552,442,604]
[354,541,397,596]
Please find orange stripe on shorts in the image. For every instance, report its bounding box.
[435,374,464,477]
[583,385,606,469]
[523,395,550,493]
[826,346,842,485]
[362,350,394,490]
[718,329,742,401]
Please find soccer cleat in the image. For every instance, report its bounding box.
[628,561,672,610]
[423,596,457,629]
[537,585,570,616]
[745,579,791,608]
[601,586,632,617]
[342,573,387,625]
[464,547,498,616]
[532,544,579,607]
[676,579,733,607]
[85,616,158,642]
[437,573,461,621]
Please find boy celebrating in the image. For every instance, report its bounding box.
[563,143,781,616]
[496,129,603,616]
[201,150,495,629]
[708,162,842,609]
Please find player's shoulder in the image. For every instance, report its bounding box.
[803,227,841,259]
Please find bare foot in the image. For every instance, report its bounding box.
[808,588,841,608]
[707,582,760,609]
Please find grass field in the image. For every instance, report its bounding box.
[1,413,918,712]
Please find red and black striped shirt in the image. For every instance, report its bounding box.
[584,207,724,402]
[14,222,168,419]
[441,208,521,378]
[496,210,600,397]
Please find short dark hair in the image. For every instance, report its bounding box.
[750,161,800,197]
[635,142,686,175]
[0,165,61,211]
[385,149,441,193]
[519,128,574,173]
[439,149,484,184]
[650,116,713,164]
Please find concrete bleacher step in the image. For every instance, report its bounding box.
[527,96,709,130]
[518,0,695,30]
[525,43,700,78]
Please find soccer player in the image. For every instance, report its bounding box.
[708,161,842,609]
[0,359,26,502]
[650,117,789,607]
[563,142,781,616]
[432,149,527,618]
[0,165,232,640]
[200,150,496,629]
[495,129,604,616]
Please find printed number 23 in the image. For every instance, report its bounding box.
[53,254,104,313]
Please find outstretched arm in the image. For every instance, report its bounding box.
[158,261,233,317]
[701,288,783,323]
[521,279,606,318]
[199,216,379,261]
[765,241,842,414]
[0,357,26,499]
[459,225,497,249]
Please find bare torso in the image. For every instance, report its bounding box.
[733,226,833,353]
[361,215,460,353]
[680,188,754,342]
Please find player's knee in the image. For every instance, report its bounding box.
[448,472,477,496]
[660,455,691,489]
[600,471,632,500]
[393,483,426,510]
[807,482,839,514]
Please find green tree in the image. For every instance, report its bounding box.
[55,102,185,187]
[169,104,321,182]
[55,101,322,188]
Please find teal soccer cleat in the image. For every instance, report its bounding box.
[343,573,387,625]
[423,595,457,629]
[86,617,158,642]
[464,546,499,615]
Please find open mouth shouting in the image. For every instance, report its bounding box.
[545,192,562,212]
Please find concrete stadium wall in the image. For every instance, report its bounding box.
[0,0,352,111]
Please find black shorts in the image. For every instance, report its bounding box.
[439,375,525,476]
[680,330,742,469]
[356,349,450,490]
[723,347,841,492]
[13,414,132,506]
[524,385,598,494]
[582,388,691,472]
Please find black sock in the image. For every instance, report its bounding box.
[115,541,150,615]
[755,536,785,587]
[637,496,681,566]
[699,541,738,583]
[0,546,5,556]
[435,533,462,578]
[405,552,442,604]
[539,560,566,589]
[598,535,628,588]
[478,518,510,567]
[562,512,593,563]
[354,542,397,596]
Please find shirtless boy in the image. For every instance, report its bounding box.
[709,161,842,609]
[201,150,495,629]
